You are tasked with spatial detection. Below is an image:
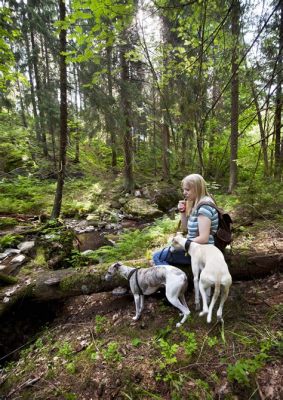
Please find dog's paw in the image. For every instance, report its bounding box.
[199,310,208,317]
[217,316,224,324]
[207,316,212,323]
[132,316,140,321]
[176,322,182,328]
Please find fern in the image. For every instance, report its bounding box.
[88,217,177,263]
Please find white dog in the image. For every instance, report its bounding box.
[170,235,232,323]
[105,262,190,327]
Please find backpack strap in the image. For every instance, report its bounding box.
[196,202,232,224]
[195,201,221,214]
[195,201,221,234]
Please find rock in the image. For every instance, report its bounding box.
[142,187,151,199]
[110,200,121,208]
[17,241,35,254]
[0,262,24,276]
[112,313,119,321]
[81,250,94,256]
[3,297,10,303]
[112,287,128,296]
[44,234,57,240]
[75,225,96,233]
[36,225,75,269]
[81,284,90,294]
[0,249,20,260]
[44,277,61,286]
[105,223,121,230]
[0,265,13,275]
[10,254,26,266]
[134,190,142,197]
[86,214,100,223]
[123,198,163,220]
[4,284,21,297]
[153,187,180,211]
[118,197,127,206]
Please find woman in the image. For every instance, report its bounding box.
[152,173,219,266]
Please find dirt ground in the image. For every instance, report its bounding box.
[0,270,282,400]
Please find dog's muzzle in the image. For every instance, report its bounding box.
[105,272,113,281]
[104,262,122,281]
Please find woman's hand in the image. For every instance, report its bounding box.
[178,200,186,213]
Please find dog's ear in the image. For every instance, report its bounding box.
[113,262,122,269]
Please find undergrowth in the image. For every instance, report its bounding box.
[1,300,282,400]
[87,216,177,263]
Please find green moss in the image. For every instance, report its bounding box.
[0,217,18,228]
[34,247,47,267]
[59,272,93,292]
[0,273,18,285]
[0,176,55,214]
[59,264,110,292]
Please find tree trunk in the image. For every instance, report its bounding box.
[16,77,28,128]
[73,65,80,164]
[22,2,40,143]
[228,0,240,193]
[106,45,117,171]
[1,251,282,318]
[51,0,67,219]
[152,85,157,176]
[195,0,207,176]
[251,82,269,176]
[44,35,57,170]
[27,0,49,157]
[274,0,283,180]
[209,58,221,177]
[180,130,188,170]
[120,39,135,193]
[162,122,170,181]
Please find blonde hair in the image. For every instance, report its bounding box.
[182,174,212,210]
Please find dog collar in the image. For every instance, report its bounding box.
[185,239,192,252]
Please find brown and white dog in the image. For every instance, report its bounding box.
[105,262,190,327]
[170,234,232,323]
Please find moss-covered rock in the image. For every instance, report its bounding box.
[152,187,180,211]
[35,222,75,269]
[123,198,163,220]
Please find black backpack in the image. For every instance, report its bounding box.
[196,202,233,252]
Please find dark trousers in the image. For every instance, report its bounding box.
[152,246,191,266]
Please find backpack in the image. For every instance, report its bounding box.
[196,202,233,252]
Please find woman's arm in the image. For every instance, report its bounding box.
[192,215,211,244]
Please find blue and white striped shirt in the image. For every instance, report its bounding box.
[187,197,219,244]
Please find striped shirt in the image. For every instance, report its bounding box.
[187,197,219,245]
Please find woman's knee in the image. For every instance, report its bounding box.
[152,248,170,266]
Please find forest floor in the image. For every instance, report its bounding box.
[0,269,282,399]
[0,175,282,399]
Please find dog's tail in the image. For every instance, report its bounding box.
[208,281,221,317]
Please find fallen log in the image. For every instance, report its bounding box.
[0,251,282,318]
[226,251,283,280]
